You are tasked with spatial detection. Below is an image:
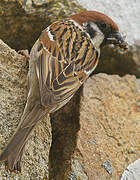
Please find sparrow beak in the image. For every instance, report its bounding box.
[107,32,128,51]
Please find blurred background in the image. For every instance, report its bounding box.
[77,0,140,44]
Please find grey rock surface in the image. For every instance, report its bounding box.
[121,159,140,180]
[77,0,140,44]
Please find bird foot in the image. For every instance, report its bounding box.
[18,49,30,61]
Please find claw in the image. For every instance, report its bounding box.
[18,49,30,61]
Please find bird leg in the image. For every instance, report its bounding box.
[18,49,30,61]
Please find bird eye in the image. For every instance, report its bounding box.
[100,22,107,29]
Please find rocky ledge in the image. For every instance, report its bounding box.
[0,0,140,179]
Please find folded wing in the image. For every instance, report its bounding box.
[35,20,99,107]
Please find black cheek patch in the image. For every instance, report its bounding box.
[86,23,96,39]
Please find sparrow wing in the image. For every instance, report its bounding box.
[35,20,99,107]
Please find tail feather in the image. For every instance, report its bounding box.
[0,127,33,161]
[0,126,34,171]
[0,101,48,171]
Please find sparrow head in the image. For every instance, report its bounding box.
[70,11,128,50]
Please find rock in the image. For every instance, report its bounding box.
[0,39,140,179]
[0,0,84,50]
[20,0,83,19]
[0,1,140,178]
[136,79,140,92]
[0,40,52,179]
[121,159,140,180]
[94,41,140,78]
[71,74,140,179]
[103,160,113,175]
[49,87,82,179]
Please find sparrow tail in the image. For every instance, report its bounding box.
[0,102,47,171]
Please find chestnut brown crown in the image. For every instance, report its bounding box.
[70,11,128,50]
[70,11,119,31]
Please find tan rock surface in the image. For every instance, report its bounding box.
[71,74,140,180]
[0,40,52,179]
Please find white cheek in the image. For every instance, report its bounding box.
[88,22,105,49]
[92,31,104,44]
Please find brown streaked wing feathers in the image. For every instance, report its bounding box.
[35,20,99,107]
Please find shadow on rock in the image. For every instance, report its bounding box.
[49,87,83,179]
